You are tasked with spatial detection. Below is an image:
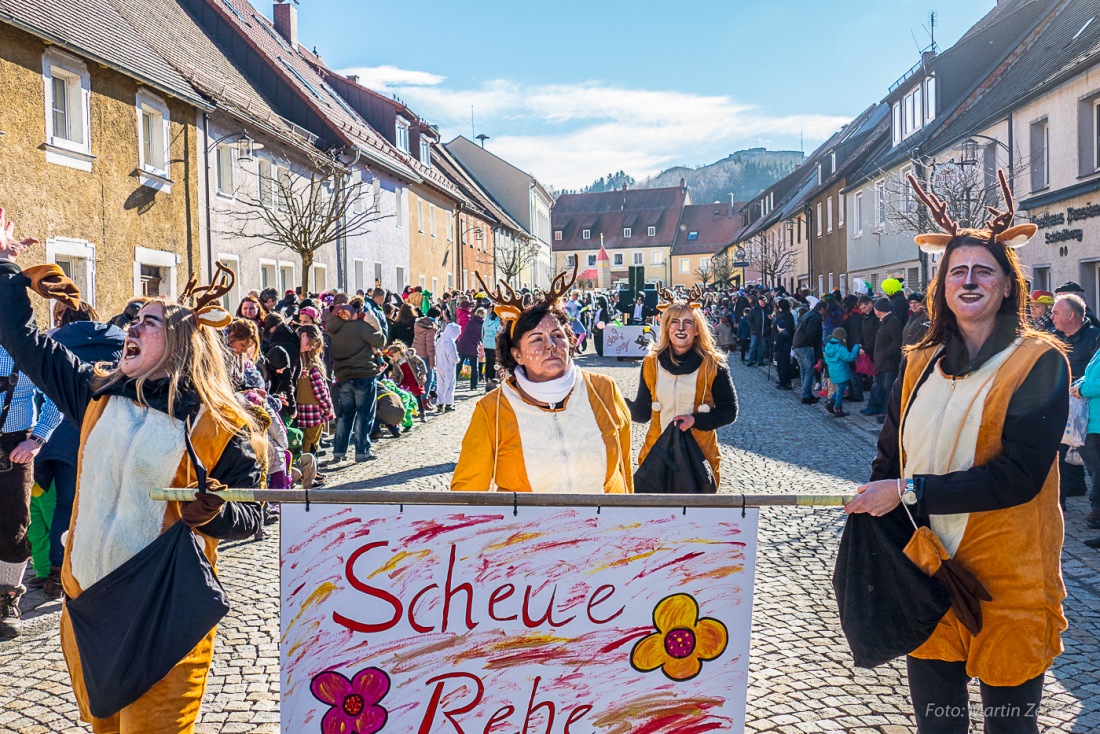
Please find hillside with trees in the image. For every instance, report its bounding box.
[641,148,805,203]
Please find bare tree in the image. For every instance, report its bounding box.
[880,150,1029,234]
[222,155,387,293]
[694,261,714,288]
[709,251,734,288]
[494,234,542,286]
[744,231,795,288]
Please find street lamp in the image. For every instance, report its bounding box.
[208,129,263,163]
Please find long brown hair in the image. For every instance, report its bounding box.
[94,298,263,436]
[910,233,1059,353]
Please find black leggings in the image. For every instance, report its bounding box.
[907,657,1044,734]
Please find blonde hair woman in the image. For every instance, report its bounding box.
[0,209,266,733]
[629,287,738,486]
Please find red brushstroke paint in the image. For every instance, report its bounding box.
[404,515,505,544]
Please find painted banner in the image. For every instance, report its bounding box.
[602,324,657,357]
[281,503,758,734]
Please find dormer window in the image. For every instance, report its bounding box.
[419,138,431,167]
[396,117,410,153]
[893,76,937,145]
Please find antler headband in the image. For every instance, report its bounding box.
[907,169,1036,254]
[656,284,704,313]
[474,271,524,337]
[543,259,579,306]
[179,261,235,329]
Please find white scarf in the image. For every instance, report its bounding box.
[514,362,578,407]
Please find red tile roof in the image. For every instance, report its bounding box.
[552,186,689,251]
[672,203,747,255]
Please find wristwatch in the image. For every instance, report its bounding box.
[31,436,47,447]
[900,478,918,506]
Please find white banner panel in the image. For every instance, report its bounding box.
[602,324,657,357]
[281,503,758,734]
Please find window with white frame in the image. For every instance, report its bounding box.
[623,227,632,238]
[47,238,96,306]
[259,260,277,290]
[417,199,424,232]
[816,202,823,236]
[136,91,170,183]
[432,277,438,293]
[42,49,92,168]
[679,258,690,274]
[874,181,886,230]
[647,226,656,237]
[258,157,273,207]
[924,76,936,125]
[827,197,833,232]
[854,191,863,236]
[1030,118,1049,192]
[278,263,295,293]
[566,255,576,267]
[374,261,383,287]
[353,259,365,293]
[892,101,902,146]
[613,253,623,266]
[352,172,366,214]
[277,167,291,212]
[903,85,922,138]
[394,188,404,228]
[700,257,710,270]
[429,203,437,238]
[652,251,664,264]
[310,264,328,293]
[838,193,845,227]
[828,273,835,291]
[216,253,241,309]
[587,254,597,267]
[396,118,410,153]
[446,271,452,288]
[419,138,431,167]
[554,230,562,241]
[396,266,406,288]
[215,144,235,196]
[582,229,591,240]
[632,252,643,265]
[134,246,178,298]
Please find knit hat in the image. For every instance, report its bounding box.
[266,345,290,371]
[881,278,903,296]
[908,292,925,303]
[299,306,320,322]
[832,327,847,343]
[874,297,891,313]
[1030,290,1055,305]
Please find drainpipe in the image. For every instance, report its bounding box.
[202,113,213,281]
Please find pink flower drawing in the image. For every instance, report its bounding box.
[310,667,390,734]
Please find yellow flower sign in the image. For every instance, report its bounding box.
[630,593,729,681]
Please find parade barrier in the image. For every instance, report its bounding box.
[151,489,851,733]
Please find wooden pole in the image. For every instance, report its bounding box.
[150,488,854,508]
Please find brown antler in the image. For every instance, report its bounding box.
[474,270,525,332]
[985,169,1016,235]
[907,173,958,237]
[657,287,675,304]
[688,284,703,302]
[190,261,236,311]
[544,259,579,304]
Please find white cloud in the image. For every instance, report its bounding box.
[337,67,851,189]
[338,65,445,90]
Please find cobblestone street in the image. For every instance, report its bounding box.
[1,354,1097,733]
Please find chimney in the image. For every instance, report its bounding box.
[346,74,359,84]
[921,50,936,67]
[273,1,298,48]
[728,193,735,218]
[679,177,686,191]
[621,182,628,191]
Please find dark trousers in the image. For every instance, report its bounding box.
[458,352,480,389]
[0,430,33,564]
[483,349,497,383]
[775,339,792,386]
[739,338,750,362]
[907,657,1044,734]
[868,369,898,414]
[33,459,78,568]
[1078,433,1100,510]
[1057,443,1087,506]
[849,372,865,400]
[334,378,378,457]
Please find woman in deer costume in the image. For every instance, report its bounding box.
[629,286,738,486]
[845,173,1068,734]
[0,208,265,734]
[451,263,633,493]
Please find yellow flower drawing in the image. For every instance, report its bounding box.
[629,593,728,681]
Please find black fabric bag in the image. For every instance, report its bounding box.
[66,520,229,718]
[634,423,717,494]
[832,508,950,668]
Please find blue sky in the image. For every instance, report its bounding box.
[290,0,997,189]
